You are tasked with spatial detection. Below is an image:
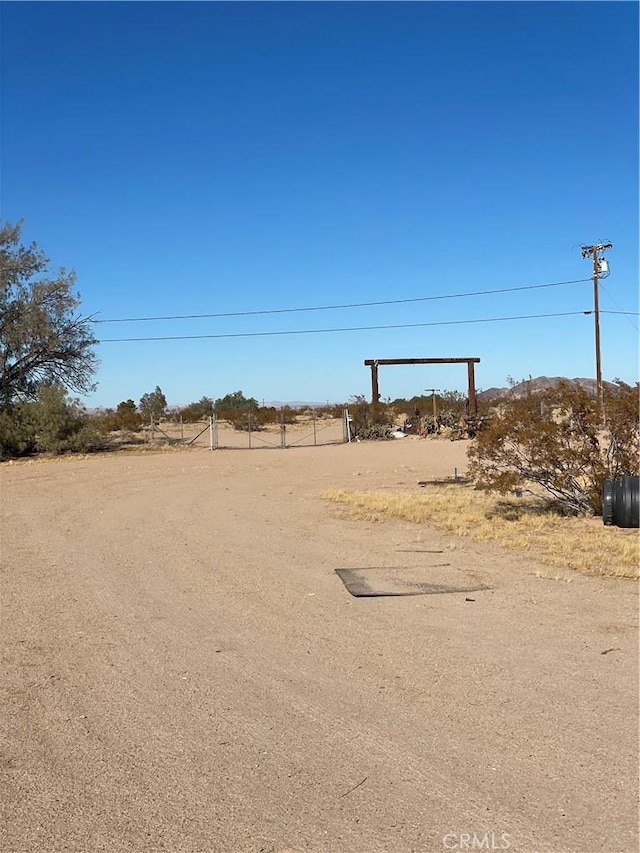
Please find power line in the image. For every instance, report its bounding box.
[98,310,590,343]
[599,285,640,332]
[91,276,592,324]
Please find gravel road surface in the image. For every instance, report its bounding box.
[1,440,637,852]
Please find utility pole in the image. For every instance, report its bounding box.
[580,241,612,421]
[425,388,439,429]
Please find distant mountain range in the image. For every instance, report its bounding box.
[477,376,615,401]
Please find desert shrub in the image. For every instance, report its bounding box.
[90,408,119,432]
[348,395,395,440]
[90,400,142,432]
[224,410,251,431]
[0,384,105,458]
[214,390,258,429]
[115,400,143,430]
[602,380,640,480]
[319,403,347,419]
[239,406,274,430]
[0,403,36,458]
[355,423,396,440]
[391,390,488,439]
[180,397,214,422]
[30,384,104,454]
[224,406,288,431]
[413,410,489,439]
[212,391,293,431]
[390,390,470,418]
[255,406,279,428]
[280,405,298,425]
[467,380,639,515]
[215,390,258,413]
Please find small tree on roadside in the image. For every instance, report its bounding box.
[214,390,259,414]
[139,386,167,421]
[116,399,142,430]
[215,390,260,430]
[0,220,98,406]
[180,396,214,422]
[467,380,639,515]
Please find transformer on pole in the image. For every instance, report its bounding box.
[580,241,612,421]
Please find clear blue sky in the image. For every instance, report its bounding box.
[2,1,638,407]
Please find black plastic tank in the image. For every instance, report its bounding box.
[603,476,640,528]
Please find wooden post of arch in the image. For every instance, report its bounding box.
[363,357,480,415]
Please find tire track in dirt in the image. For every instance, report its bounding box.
[1,445,637,852]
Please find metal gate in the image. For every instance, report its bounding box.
[160,410,352,450]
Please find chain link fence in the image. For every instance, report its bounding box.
[142,410,353,450]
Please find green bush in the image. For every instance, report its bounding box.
[115,400,143,430]
[90,408,119,432]
[223,406,279,431]
[214,390,261,431]
[0,384,105,459]
[180,397,215,422]
[0,404,36,458]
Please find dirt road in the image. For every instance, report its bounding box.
[1,440,637,852]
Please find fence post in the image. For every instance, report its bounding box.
[180,415,184,442]
[213,413,218,450]
[150,415,155,443]
[209,416,214,451]
[313,407,317,446]
[280,409,286,449]
[343,409,352,443]
[248,412,252,449]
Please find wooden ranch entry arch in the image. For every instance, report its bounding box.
[364,357,481,415]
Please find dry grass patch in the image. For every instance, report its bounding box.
[323,485,639,579]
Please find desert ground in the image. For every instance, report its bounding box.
[1,435,638,853]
